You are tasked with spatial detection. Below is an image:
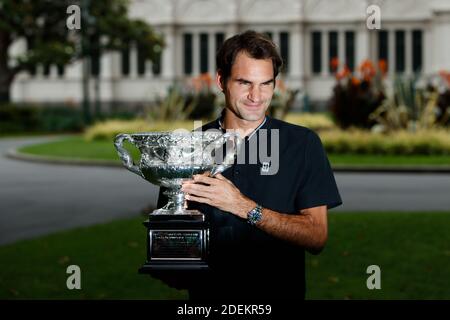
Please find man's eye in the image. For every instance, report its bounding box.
[239,81,250,85]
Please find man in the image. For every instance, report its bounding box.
[157,30,342,300]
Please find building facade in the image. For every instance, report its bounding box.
[10,0,450,107]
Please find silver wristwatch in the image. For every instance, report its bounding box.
[247,204,263,226]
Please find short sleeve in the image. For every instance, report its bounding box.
[295,130,343,210]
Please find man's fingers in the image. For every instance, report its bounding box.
[214,173,226,180]
[182,183,212,198]
[193,174,217,185]
[186,194,210,205]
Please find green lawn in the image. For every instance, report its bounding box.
[1,212,449,299]
[18,137,450,166]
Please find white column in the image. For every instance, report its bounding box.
[338,30,345,69]
[99,52,113,102]
[273,31,280,51]
[289,23,303,86]
[175,30,183,79]
[109,52,121,79]
[405,28,412,75]
[388,29,395,76]
[129,43,138,78]
[145,60,153,78]
[321,29,328,77]
[162,26,175,79]
[208,32,216,75]
[369,29,377,63]
[193,32,200,76]
[430,11,450,72]
[424,25,432,75]
[65,60,83,80]
[100,52,112,78]
[49,65,58,79]
[357,26,370,67]
[36,65,44,78]
[304,28,311,78]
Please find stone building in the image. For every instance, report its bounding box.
[9,0,450,109]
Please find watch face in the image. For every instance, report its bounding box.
[248,208,262,225]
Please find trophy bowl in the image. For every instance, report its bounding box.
[114,130,242,271]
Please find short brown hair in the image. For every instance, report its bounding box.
[216,30,283,85]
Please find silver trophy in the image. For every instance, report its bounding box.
[114,131,242,271]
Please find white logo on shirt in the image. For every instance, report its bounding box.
[261,162,271,174]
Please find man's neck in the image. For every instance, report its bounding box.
[222,109,266,138]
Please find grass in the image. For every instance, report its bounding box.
[329,154,450,166]
[18,136,450,166]
[1,212,449,299]
[0,215,186,300]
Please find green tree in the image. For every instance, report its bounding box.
[0,0,164,115]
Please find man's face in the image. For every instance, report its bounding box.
[218,51,275,122]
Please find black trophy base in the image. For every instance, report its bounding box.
[139,214,210,273]
[139,261,209,273]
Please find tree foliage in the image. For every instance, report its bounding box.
[0,0,164,102]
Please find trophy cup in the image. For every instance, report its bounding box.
[114,130,242,272]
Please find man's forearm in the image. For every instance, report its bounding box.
[236,198,327,253]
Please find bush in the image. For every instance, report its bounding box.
[0,104,40,133]
[184,73,219,120]
[436,71,450,125]
[320,129,450,155]
[145,75,219,122]
[38,108,84,132]
[184,92,217,120]
[284,112,336,131]
[267,79,300,120]
[369,76,449,132]
[0,104,84,134]
[329,60,386,129]
[84,119,196,141]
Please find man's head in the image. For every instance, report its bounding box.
[216,30,283,122]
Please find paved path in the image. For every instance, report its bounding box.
[0,137,158,245]
[1,137,449,245]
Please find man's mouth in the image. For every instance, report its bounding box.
[244,103,262,108]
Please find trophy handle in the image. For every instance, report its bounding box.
[114,134,143,177]
[209,132,243,176]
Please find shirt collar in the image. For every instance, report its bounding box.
[217,111,268,141]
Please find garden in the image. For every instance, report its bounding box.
[7,63,450,168]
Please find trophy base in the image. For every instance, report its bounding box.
[139,212,209,273]
[139,261,209,273]
[149,210,205,221]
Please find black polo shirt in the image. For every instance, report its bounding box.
[157,115,342,300]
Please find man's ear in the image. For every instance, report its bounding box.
[216,71,225,92]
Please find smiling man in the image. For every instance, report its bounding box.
[157,30,342,300]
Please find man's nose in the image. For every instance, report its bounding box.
[247,85,262,102]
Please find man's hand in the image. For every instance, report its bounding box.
[181,173,255,219]
[182,173,328,253]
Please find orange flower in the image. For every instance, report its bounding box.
[439,70,450,87]
[351,77,360,86]
[190,73,213,92]
[336,65,351,80]
[378,59,388,76]
[359,59,376,82]
[199,73,213,88]
[330,57,339,72]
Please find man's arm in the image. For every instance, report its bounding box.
[182,174,328,254]
[250,203,327,255]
